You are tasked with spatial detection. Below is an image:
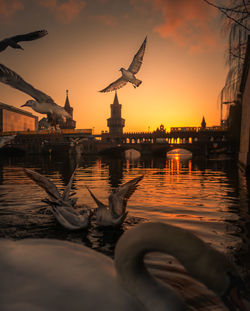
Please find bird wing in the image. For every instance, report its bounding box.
[86,186,107,209]
[0,30,48,52]
[11,30,48,43]
[62,167,77,201]
[0,39,10,52]
[128,36,147,74]
[0,63,55,103]
[109,175,144,216]
[24,168,62,202]
[99,77,127,93]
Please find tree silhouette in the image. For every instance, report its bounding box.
[203,0,250,102]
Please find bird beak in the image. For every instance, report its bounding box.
[21,103,27,107]
[223,286,248,311]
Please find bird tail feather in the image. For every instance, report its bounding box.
[133,79,142,88]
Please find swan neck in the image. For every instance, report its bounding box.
[114,222,233,310]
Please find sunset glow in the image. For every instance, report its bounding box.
[0,0,227,133]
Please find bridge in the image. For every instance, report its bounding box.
[96,127,229,157]
[0,126,229,158]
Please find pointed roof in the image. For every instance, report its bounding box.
[64,89,71,109]
[113,91,119,106]
[201,116,206,128]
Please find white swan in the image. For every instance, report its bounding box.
[86,175,143,226]
[0,222,247,310]
[24,168,91,230]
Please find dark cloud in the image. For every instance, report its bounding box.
[39,0,86,23]
[0,0,24,19]
[90,14,117,25]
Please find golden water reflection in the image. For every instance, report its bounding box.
[0,154,249,296]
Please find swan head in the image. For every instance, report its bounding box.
[21,100,36,108]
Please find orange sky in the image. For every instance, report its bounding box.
[0,0,228,133]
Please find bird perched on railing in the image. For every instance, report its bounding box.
[24,168,91,230]
[0,30,48,52]
[100,36,147,92]
[86,175,144,226]
[0,63,71,123]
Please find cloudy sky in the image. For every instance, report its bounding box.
[0,0,227,132]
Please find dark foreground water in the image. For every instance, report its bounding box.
[0,152,249,308]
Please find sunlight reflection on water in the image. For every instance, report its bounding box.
[0,153,249,301]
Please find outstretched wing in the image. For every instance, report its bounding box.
[0,63,54,103]
[11,30,48,43]
[99,77,127,93]
[86,186,107,209]
[62,167,78,201]
[109,175,144,216]
[128,36,147,74]
[0,30,48,52]
[0,39,11,52]
[24,168,61,202]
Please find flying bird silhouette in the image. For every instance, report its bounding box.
[100,36,147,92]
[24,168,91,230]
[0,63,71,122]
[0,30,48,52]
[86,175,143,226]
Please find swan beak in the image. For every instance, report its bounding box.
[224,287,248,311]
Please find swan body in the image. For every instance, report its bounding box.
[24,168,91,230]
[0,239,143,311]
[86,175,143,226]
[0,222,247,311]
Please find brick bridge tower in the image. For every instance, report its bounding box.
[107,91,125,139]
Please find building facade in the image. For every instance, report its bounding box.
[0,102,38,132]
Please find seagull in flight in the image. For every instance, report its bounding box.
[0,63,71,122]
[24,168,91,230]
[100,36,147,92]
[86,175,144,226]
[0,30,48,53]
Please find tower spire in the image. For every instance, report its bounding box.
[64,89,70,110]
[113,91,119,105]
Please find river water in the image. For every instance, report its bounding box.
[0,151,249,308]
